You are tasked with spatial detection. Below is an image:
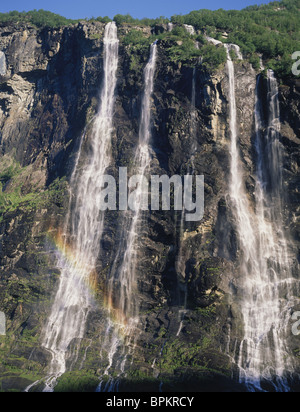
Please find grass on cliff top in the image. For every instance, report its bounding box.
[0,10,77,28]
[123,21,298,78]
[0,10,168,28]
[170,0,300,78]
[122,26,227,72]
[1,1,299,78]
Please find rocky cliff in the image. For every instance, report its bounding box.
[0,21,299,392]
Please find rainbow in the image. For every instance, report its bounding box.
[45,228,138,341]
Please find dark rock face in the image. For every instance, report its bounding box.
[0,22,299,392]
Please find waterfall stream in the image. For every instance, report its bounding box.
[175,66,197,336]
[236,70,300,391]
[22,28,300,393]
[113,42,157,321]
[35,22,119,392]
[99,42,158,390]
[225,46,299,391]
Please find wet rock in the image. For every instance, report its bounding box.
[0,21,299,392]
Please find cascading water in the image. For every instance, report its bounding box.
[32,22,119,392]
[205,36,222,46]
[99,42,158,389]
[175,66,197,335]
[167,22,173,32]
[114,42,157,321]
[184,24,195,36]
[225,44,299,391]
[0,51,6,76]
[237,70,299,392]
[20,22,298,394]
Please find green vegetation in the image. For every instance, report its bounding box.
[0,329,44,392]
[0,163,21,184]
[161,31,226,70]
[121,371,161,392]
[122,29,154,71]
[171,0,300,78]
[88,33,101,40]
[0,1,298,77]
[113,14,169,26]
[200,42,228,71]
[54,370,99,392]
[196,306,217,318]
[160,339,206,371]
[0,10,168,28]
[0,10,77,28]
[119,333,231,391]
[159,26,202,64]
[0,158,67,221]
[103,0,300,77]
[122,27,226,71]
[117,0,300,76]
[93,16,112,24]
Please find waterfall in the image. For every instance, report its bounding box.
[225,44,255,271]
[101,42,158,386]
[167,22,173,32]
[175,66,197,335]
[237,70,300,392]
[0,51,6,76]
[225,44,299,391]
[226,43,243,60]
[205,35,222,46]
[184,24,195,36]
[115,42,157,320]
[38,22,119,392]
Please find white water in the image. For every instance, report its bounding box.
[225,44,299,391]
[115,43,157,319]
[237,70,300,391]
[22,22,298,393]
[190,67,197,164]
[167,23,173,32]
[184,24,195,36]
[175,66,197,333]
[205,37,243,61]
[0,51,6,76]
[226,43,243,60]
[36,22,119,392]
[101,42,158,383]
[259,57,265,71]
[205,36,222,46]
